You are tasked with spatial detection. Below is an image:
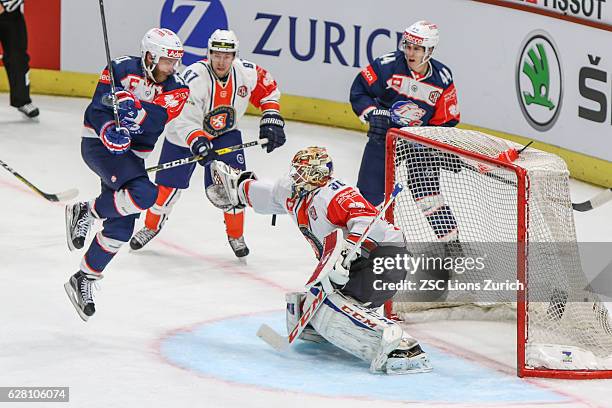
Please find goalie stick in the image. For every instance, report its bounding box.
[572,188,612,212]
[145,138,268,173]
[0,159,79,202]
[256,183,404,352]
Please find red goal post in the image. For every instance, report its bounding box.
[383,127,612,379]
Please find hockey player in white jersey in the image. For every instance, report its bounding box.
[208,146,432,374]
[129,29,285,258]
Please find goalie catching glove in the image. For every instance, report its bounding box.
[207,160,256,210]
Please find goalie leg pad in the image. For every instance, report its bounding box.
[285,292,327,343]
[308,290,432,374]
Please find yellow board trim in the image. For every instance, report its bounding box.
[3,68,609,187]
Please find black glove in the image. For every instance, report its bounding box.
[189,137,218,166]
[366,108,391,144]
[259,112,286,153]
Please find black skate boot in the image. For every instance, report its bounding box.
[65,202,94,251]
[17,103,40,118]
[64,271,98,321]
[228,236,249,258]
[130,227,160,250]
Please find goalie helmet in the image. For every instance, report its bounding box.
[208,29,239,54]
[399,21,439,66]
[141,28,184,81]
[289,146,333,197]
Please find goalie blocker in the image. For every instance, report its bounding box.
[207,150,432,374]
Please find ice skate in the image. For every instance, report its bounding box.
[65,202,94,251]
[130,227,160,250]
[64,271,98,321]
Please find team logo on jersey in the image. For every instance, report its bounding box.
[237,85,248,97]
[202,105,236,136]
[429,91,441,104]
[516,30,563,131]
[286,198,295,212]
[390,100,426,126]
[160,0,229,66]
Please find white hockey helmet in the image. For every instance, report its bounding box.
[208,29,239,54]
[399,21,439,65]
[289,147,333,197]
[141,28,184,81]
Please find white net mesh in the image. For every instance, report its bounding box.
[388,127,612,371]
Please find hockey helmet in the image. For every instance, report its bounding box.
[399,21,439,65]
[208,29,239,54]
[141,28,184,81]
[289,147,333,197]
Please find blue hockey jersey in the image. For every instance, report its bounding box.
[350,50,459,127]
[83,56,189,157]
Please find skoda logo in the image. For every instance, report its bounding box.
[516,30,563,132]
[160,0,229,66]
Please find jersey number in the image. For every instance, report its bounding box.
[182,69,200,84]
[329,180,346,190]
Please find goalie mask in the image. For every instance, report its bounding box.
[141,28,184,82]
[399,21,439,67]
[290,147,333,198]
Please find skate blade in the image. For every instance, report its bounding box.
[64,282,89,322]
[64,206,77,252]
[237,257,247,265]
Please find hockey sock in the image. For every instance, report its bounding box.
[224,209,244,239]
[144,185,181,231]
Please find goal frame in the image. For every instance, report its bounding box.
[384,127,612,379]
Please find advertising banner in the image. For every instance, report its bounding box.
[59,0,612,162]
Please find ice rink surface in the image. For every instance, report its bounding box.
[1,94,611,408]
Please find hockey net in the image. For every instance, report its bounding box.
[384,127,612,378]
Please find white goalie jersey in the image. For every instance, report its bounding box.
[164,58,281,147]
[243,175,405,258]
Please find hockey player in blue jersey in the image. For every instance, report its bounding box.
[350,20,462,251]
[63,28,190,321]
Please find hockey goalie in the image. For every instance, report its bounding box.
[208,146,432,374]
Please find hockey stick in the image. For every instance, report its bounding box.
[572,188,612,212]
[98,0,121,130]
[145,138,268,173]
[256,183,404,352]
[0,159,79,202]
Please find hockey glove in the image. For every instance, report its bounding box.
[100,122,131,155]
[101,88,145,125]
[366,108,392,144]
[329,239,360,286]
[189,136,219,166]
[259,112,286,153]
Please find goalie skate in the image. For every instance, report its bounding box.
[130,227,160,250]
[385,344,433,374]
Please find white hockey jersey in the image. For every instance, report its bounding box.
[164,58,281,148]
[243,176,405,259]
